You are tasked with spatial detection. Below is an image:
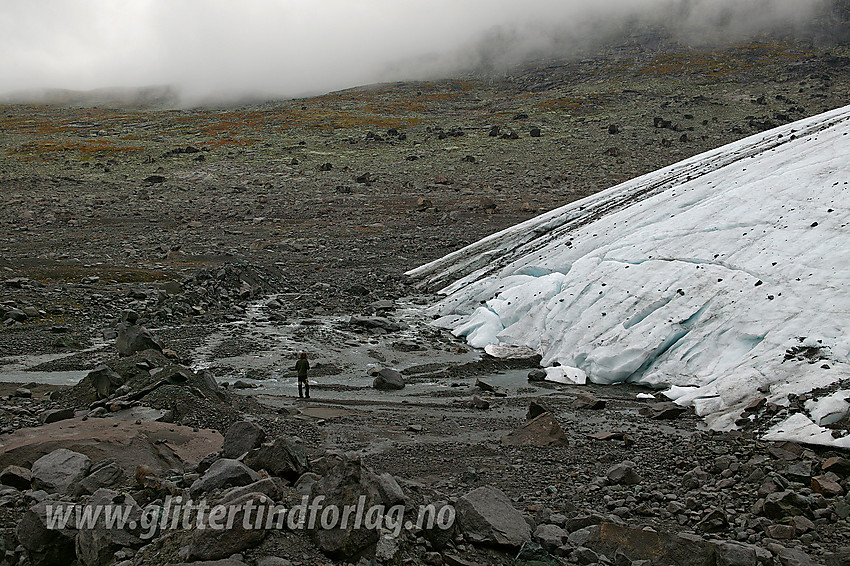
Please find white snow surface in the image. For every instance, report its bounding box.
[763,413,850,449]
[408,105,850,439]
[806,390,850,426]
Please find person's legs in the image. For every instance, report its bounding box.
[304,379,310,398]
[298,379,303,398]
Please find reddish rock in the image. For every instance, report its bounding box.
[501,412,568,447]
[811,475,844,497]
[823,456,850,477]
[0,417,222,480]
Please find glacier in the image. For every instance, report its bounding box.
[407,104,850,444]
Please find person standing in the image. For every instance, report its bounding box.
[295,352,310,398]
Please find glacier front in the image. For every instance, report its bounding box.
[407,104,850,441]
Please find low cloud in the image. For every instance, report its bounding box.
[0,0,830,104]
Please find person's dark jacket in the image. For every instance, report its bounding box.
[295,358,309,379]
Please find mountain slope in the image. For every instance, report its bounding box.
[408,104,850,444]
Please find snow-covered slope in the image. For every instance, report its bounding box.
[408,105,850,444]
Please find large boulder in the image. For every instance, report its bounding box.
[825,547,850,566]
[762,490,813,519]
[30,448,91,494]
[74,461,124,496]
[116,322,163,357]
[713,540,772,566]
[17,499,78,566]
[456,486,531,548]
[217,477,282,506]
[0,464,32,490]
[40,408,75,424]
[308,453,406,560]
[0,417,223,479]
[572,392,606,410]
[373,368,405,391]
[501,412,568,447]
[222,421,266,459]
[244,436,310,483]
[607,460,642,485]
[168,560,248,566]
[188,492,270,561]
[75,489,144,566]
[350,316,407,333]
[527,369,547,382]
[583,522,716,566]
[516,541,561,566]
[87,365,124,400]
[190,458,260,496]
[533,524,570,552]
[768,543,824,566]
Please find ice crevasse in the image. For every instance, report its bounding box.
[407,104,850,446]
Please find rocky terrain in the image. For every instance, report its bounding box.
[1,36,850,566]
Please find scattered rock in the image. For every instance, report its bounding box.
[349,315,406,332]
[606,461,642,485]
[640,402,688,420]
[75,461,124,496]
[527,369,547,382]
[30,448,91,494]
[0,464,31,490]
[476,378,507,397]
[373,368,405,391]
[244,436,310,482]
[533,524,569,551]
[14,387,32,398]
[811,474,844,497]
[222,420,266,459]
[115,321,163,357]
[526,400,552,420]
[572,392,606,410]
[86,365,124,400]
[456,485,531,548]
[189,459,261,495]
[823,456,850,476]
[75,488,144,566]
[713,540,768,566]
[584,522,715,566]
[501,412,569,447]
[308,453,406,559]
[40,408,75,425]
[762,490,813,519]
[189,492,270,560]
[17,499,78,566]
[516,541,561,565]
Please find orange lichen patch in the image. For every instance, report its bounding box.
[24,264,175,284]
[539,92,609,113]
[172,105,420,135]
[0,105,150,135]
[303,109,420,129]
[207,137,261,148]
[637,42,814,77]
[6,139,146,161]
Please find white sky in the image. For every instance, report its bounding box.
[0,0,827,101]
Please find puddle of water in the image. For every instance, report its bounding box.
[189,294,483,386]
[234,367,558,407]
[0,370,88,386]
[0,341,107,386]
